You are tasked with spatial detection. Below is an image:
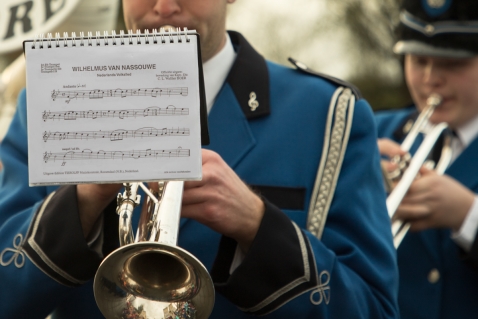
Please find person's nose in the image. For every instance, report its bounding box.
[423,61,445,88]
[152,0,181,18]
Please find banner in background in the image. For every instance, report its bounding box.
[0,0,82,54]
[0,0,120,141]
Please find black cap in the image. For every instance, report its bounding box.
[394,0,478,57]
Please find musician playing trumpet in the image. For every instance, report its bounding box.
[376,0,478,318]
[0,0,400,318]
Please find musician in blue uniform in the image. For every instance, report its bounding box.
[376,0,478,318]
[0,0,398,318]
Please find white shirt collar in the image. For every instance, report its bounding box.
[202,33,237,113]
[455,114,478,148]
[423,114,478,149]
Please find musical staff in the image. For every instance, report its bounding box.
[43,127,189,142]
[43,147,190,163]
[42,106,189,121]
[51,87,188,102]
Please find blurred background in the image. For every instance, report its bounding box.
[0,0,411,142]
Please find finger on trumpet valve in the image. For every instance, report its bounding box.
[423,160,436,171]
[399,153,411,168]
[387,153,411,181]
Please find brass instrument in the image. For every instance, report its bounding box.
[385,94,453,248]
[94,181,214,319]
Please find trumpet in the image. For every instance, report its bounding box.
[384,94,453,248]
[94,181,214,319]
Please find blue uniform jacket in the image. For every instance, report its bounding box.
[0,32,398,318]
[376,107,478,319]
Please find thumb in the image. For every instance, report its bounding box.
[418,165,434,176]
[378,138,407,158]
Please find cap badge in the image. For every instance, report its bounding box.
[427,0,446,8]
[422,0,452,17]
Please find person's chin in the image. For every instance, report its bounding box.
[160,25,177,31]
[430,112,452,125]
[139,25,182,33]
[160,25,193,32]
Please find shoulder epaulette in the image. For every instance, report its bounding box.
[288,57,362,100]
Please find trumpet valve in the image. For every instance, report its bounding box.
[116,192,141,215]
[387,153,411,182]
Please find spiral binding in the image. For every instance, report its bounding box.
[31,28,192,49]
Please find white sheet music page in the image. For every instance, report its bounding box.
[24,32,202,185]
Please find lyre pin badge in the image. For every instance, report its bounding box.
[248,92,259,111]
[403,119,414,134]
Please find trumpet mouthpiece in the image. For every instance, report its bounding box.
[427,94,442,107]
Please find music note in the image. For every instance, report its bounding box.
[64,111,78,120]
[110,129,127,141]
[118,110,128,119]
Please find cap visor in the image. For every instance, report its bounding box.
[393,40,475,58]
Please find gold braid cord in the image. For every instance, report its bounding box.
[307,87,355,239]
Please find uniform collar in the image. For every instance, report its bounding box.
[454,114,478,148]
[392,107,418,141]
[203,33,237,113]
[225,31,270,119]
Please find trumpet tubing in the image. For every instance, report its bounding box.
[385,94,452,248]
[94,181,214,319]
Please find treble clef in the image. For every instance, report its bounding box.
[248,92,259,111]
[43,131,50,142]
[42,110,48,121]
[51,90,58,101]
[43,151,51,162]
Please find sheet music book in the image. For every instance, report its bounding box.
[23,29,209,186]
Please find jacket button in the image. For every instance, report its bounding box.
[428,268,440,284]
